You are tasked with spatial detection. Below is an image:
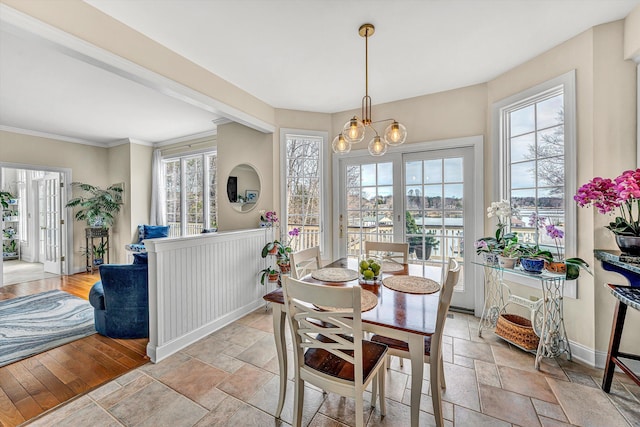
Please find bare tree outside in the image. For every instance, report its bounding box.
[285,135,322,251]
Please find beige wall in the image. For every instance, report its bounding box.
[624,4,640,60]
[592,21,638,353]
[487,20,638,355]
[216,123,273,232]
[129,143,153,243]
[106,143,131,264]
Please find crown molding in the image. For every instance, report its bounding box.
[0,125,106,147]
[154,129,218,148]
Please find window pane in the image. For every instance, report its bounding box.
[185,157,203,236]
[361,164,376,186]
[444,158,463,183]
[406,186,423,210]
[377,162,393,186]
[510,104,535,137]
[537,126,564,158]
[536,94,563,129]
[424,159,442,184]
[285,135,323,252]
[424,184,442,209]
[208,155,217,228]
[164,159,181,227]
[405,161,422,185]
[510,133,535,163]
[443,184,463,207]
[511,161,536,189]
[537,156,564,187]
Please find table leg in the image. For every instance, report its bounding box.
[408,334,425,427]
[478,265,506,337]
[535,277,571,370]
[272,304,287,418]
[602,300,626,392]
[429,339,444,427]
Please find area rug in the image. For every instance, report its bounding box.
[0,289,95,367]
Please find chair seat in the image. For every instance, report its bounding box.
[304,335,387,383]
[370,334,432,356]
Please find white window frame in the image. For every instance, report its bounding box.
[492,70,578,298]
[162,149,217,237]
[279,129,329,256]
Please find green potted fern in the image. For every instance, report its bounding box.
[66,182,123,228]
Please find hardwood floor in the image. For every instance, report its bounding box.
[0,273,149,427]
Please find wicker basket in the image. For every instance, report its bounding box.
[495,313,540,351]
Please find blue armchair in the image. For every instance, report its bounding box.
[89,263,149,338]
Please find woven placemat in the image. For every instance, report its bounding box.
[381,261,404,273]
[316,289,378,313]
[311,268,359,282]
[382,275,440,294]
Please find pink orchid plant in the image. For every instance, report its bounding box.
[259,210,279,225]
[575,169,640,236]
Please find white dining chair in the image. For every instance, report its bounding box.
[282,276,388,427]
[370,258,460,424]
[289,246,322,279]
[364,241,409,264]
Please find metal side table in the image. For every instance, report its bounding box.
[476,262,571,370]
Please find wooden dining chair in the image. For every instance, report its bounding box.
[289,246,322,279]
[282,276,388,427]
[364,241,409,264]
[370,258,460,424]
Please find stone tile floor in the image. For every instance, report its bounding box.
[26,308,639,426]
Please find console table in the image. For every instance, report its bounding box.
[476,262,571,370]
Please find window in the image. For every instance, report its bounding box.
[281,131,327,253]
[494,71,576,260]
[163,151,217,237]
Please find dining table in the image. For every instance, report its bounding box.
[263,257,444,427]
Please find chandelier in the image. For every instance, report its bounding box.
[332,23,407,156]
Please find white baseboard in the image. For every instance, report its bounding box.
[569,339,616,370]
[147,298,266,364]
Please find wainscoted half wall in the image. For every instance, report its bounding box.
[144,228,275,362]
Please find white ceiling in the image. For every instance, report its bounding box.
[1,0,638,145]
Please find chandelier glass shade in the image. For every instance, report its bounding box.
[331,133,351,154]
[333,24,407,156]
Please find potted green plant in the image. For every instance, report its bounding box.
[258,266,279,285]
[66,182,123,228]
[81,242,107,265]
[0,191,14,210]
[261,228,299,273]
[93,241,107,265]
[498,241,523,269]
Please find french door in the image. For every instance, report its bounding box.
[38,172,62,274]
[337,145,478,311]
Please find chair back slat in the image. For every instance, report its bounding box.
[283,277,363,382]
[290,246,322,279]
[364,241,409,264]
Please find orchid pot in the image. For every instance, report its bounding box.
[498,255,518,269]
[520,257,545,274]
